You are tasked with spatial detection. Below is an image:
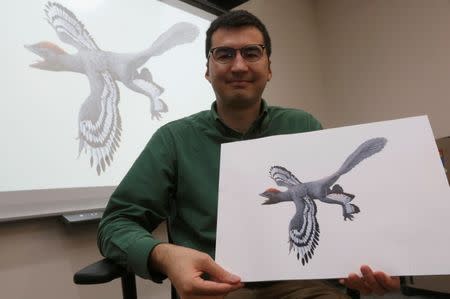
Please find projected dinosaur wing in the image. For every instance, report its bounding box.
[289,196,320,266]
[78,71,121,175]
[269,166,302,187]
[45,2,99,50]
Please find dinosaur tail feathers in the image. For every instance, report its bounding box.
[337,137,387,176]
[147,22,199,57]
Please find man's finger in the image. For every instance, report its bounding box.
[343,273,372,295]
[200,257,241,284]
[374,272,400,291]
[361,265,385,295]
[190,277,243,296]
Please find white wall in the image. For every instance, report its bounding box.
[316,0,450,138]
[241,0,450,138]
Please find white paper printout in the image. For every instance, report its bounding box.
[216,116,450,282]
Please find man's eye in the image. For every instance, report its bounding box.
[243,47,262,58]
[245,51,259,58]
[215,49,234,59]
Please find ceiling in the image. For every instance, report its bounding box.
[178,0,250,15]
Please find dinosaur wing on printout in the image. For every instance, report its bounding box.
[327,184,355,204]
[78,72,122,175]
[269,166,302,187]
[45,2,99,50]
[289,196,320,266]
[326,192,354,205]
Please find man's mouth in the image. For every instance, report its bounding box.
[228,80,251,86]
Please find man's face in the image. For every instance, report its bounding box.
[205,26,272,109]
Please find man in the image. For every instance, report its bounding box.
[98,10,400,299]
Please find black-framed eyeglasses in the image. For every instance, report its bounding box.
[208,44,266,64]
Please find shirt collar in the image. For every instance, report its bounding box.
[209,99,269,138]
[210,99,268,120]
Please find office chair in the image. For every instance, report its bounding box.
[74,258,138,299]
[74,257,177,299]
[74,258,361,299]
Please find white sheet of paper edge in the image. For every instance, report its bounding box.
[216,115,450,282]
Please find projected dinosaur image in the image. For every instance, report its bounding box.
[259,137,387,265]
[25,2,199,175]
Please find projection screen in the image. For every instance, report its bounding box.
[1,0,215,221]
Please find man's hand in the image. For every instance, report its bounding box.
[149,243,244,299]
[340,265,400,296]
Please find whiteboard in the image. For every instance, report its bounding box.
[0,0,215,221]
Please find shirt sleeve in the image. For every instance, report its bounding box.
[97,126,176,281]
[308,113,323,131]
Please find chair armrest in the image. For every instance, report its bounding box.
[74,258,127,285]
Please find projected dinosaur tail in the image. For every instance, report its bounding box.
[337,137,387,176]
[143,22,199,58]
[132,22,199,68]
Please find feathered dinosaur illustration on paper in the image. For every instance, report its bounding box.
[25,2,199,174]
[260,137,387,265]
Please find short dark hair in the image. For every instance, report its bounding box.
[205,10,272,59]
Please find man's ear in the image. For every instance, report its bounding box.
[205,63,211,82]
[267,59,272,82]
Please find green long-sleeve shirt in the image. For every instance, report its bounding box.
[97,100,322,281]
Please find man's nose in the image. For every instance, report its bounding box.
[230,51,249,72]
